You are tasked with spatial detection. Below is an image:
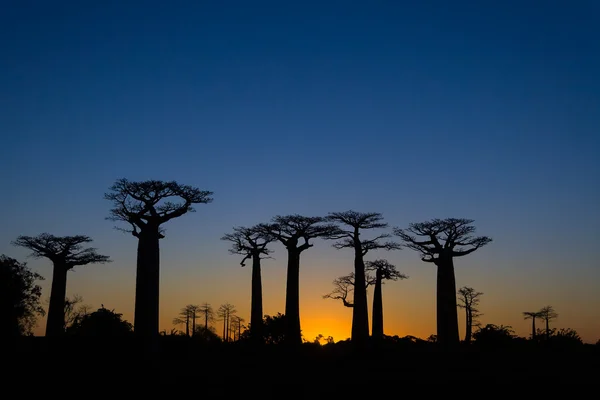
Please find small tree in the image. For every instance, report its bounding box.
[522,311,543,340]
[323,272,376,308]
[0,255,45,337]
[105,178,213,339]
[67,306,133,337]
[394,218,491,346]
[538,305,558,340]
[217,303,237,342]
[198,302,215,330]
[221,225,275,342]
[365,259,408,340]
[457,286,483,343]
[12,234,110,337]
[326,211,401,345]
[63,294,93,330]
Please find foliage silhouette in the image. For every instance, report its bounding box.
[457,286,483,343]
[12,233,110,337]
[222,225,275,343]
[257,215,340,345]
[66,306,133,337]
[105,178,213,339]
[0,255,45,337]
[394,218,491,346]
[326,210,401,345]
[473,324,515,347]
[365,259,408,340]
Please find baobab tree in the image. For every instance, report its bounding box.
[394,218,491,346]
[172,305,199,337]
[523,311,543,339]
[258,215,340,345]
[538,305,558,340]
[230,315,246,341]
[105,178,213,339]
[457,286,483,343]
[12,234,110,337]
[323,272,376,308]
[217,303,237,342]
[221,225,275,342]
[365,259,408,340]
[198,302,214,330]
[326,211,401,344]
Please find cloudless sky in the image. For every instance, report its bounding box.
[1,0,599,342]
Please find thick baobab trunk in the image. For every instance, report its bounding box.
[250,253,264,342]
[545,318,549,340]
[46,263,68,337]
[436,257,460,346]
[371,269,384,340]
[351,249,369,344]
[464,309,472,343]
[284,250,302,345]
[134,229,161,340]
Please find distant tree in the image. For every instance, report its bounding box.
[257,215,340,345]
[67,306,133,337]
[172,305,199,337]
[365,259,408,340]
[221,225,275,342]
[538,305,558,340]
[473,324,514,346]
[0,255,45,337]
[105,178,213,339]
[522,311,543,340]
[230,315,245,341]
[326,211,401,345]
[457,286,483,343]
[12,234,110,337]
[217,303,237,342]
[323,272,375,308]
[394,218,492,346]
[198,302,215,330]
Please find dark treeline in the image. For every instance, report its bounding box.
[2,179,599,392]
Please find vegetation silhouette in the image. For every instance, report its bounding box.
[394,218,491,346]
[104,179,213,341]
[12,234,110,337]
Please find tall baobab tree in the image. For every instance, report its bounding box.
[199,302,214,330]
[457,286,483,343]
[221,225,275,342]
[258,215,340,345]
[12,234,110,337]
[326,211,401,345]
[523,311,543,340]
[365,259,408,340]
[172,305,200,337]
[394,218,491,346]
[230,315,246,341]
[217,303,237,342]
[105,178,213,339]
[538,305,558,340]
[323,272,376,308]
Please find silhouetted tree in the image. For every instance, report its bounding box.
[193,325,221,343]
[217,303,237,342]
[538,305,558,340]
[12,234,110,337]
[173,305,199,337]
[326,211,401,345]
[230,315,245,341]
[67,306,133,336]
[0,255,45,337]
[394,218,492,346]
[365,259,408,340]
[523,311,543,339]
[323,272,375,308]
[550,328,583,347]
[473,324,514,347]
[457,286,483,343]
[262,313,287,345]
[257,215,340,345]
[105,178,213,339]
[63,294,92,330]
[199,302,215,330]
[221,225,275,342]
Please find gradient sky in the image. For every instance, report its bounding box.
[1,0,599,343]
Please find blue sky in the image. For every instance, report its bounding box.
[1,0,599,341]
